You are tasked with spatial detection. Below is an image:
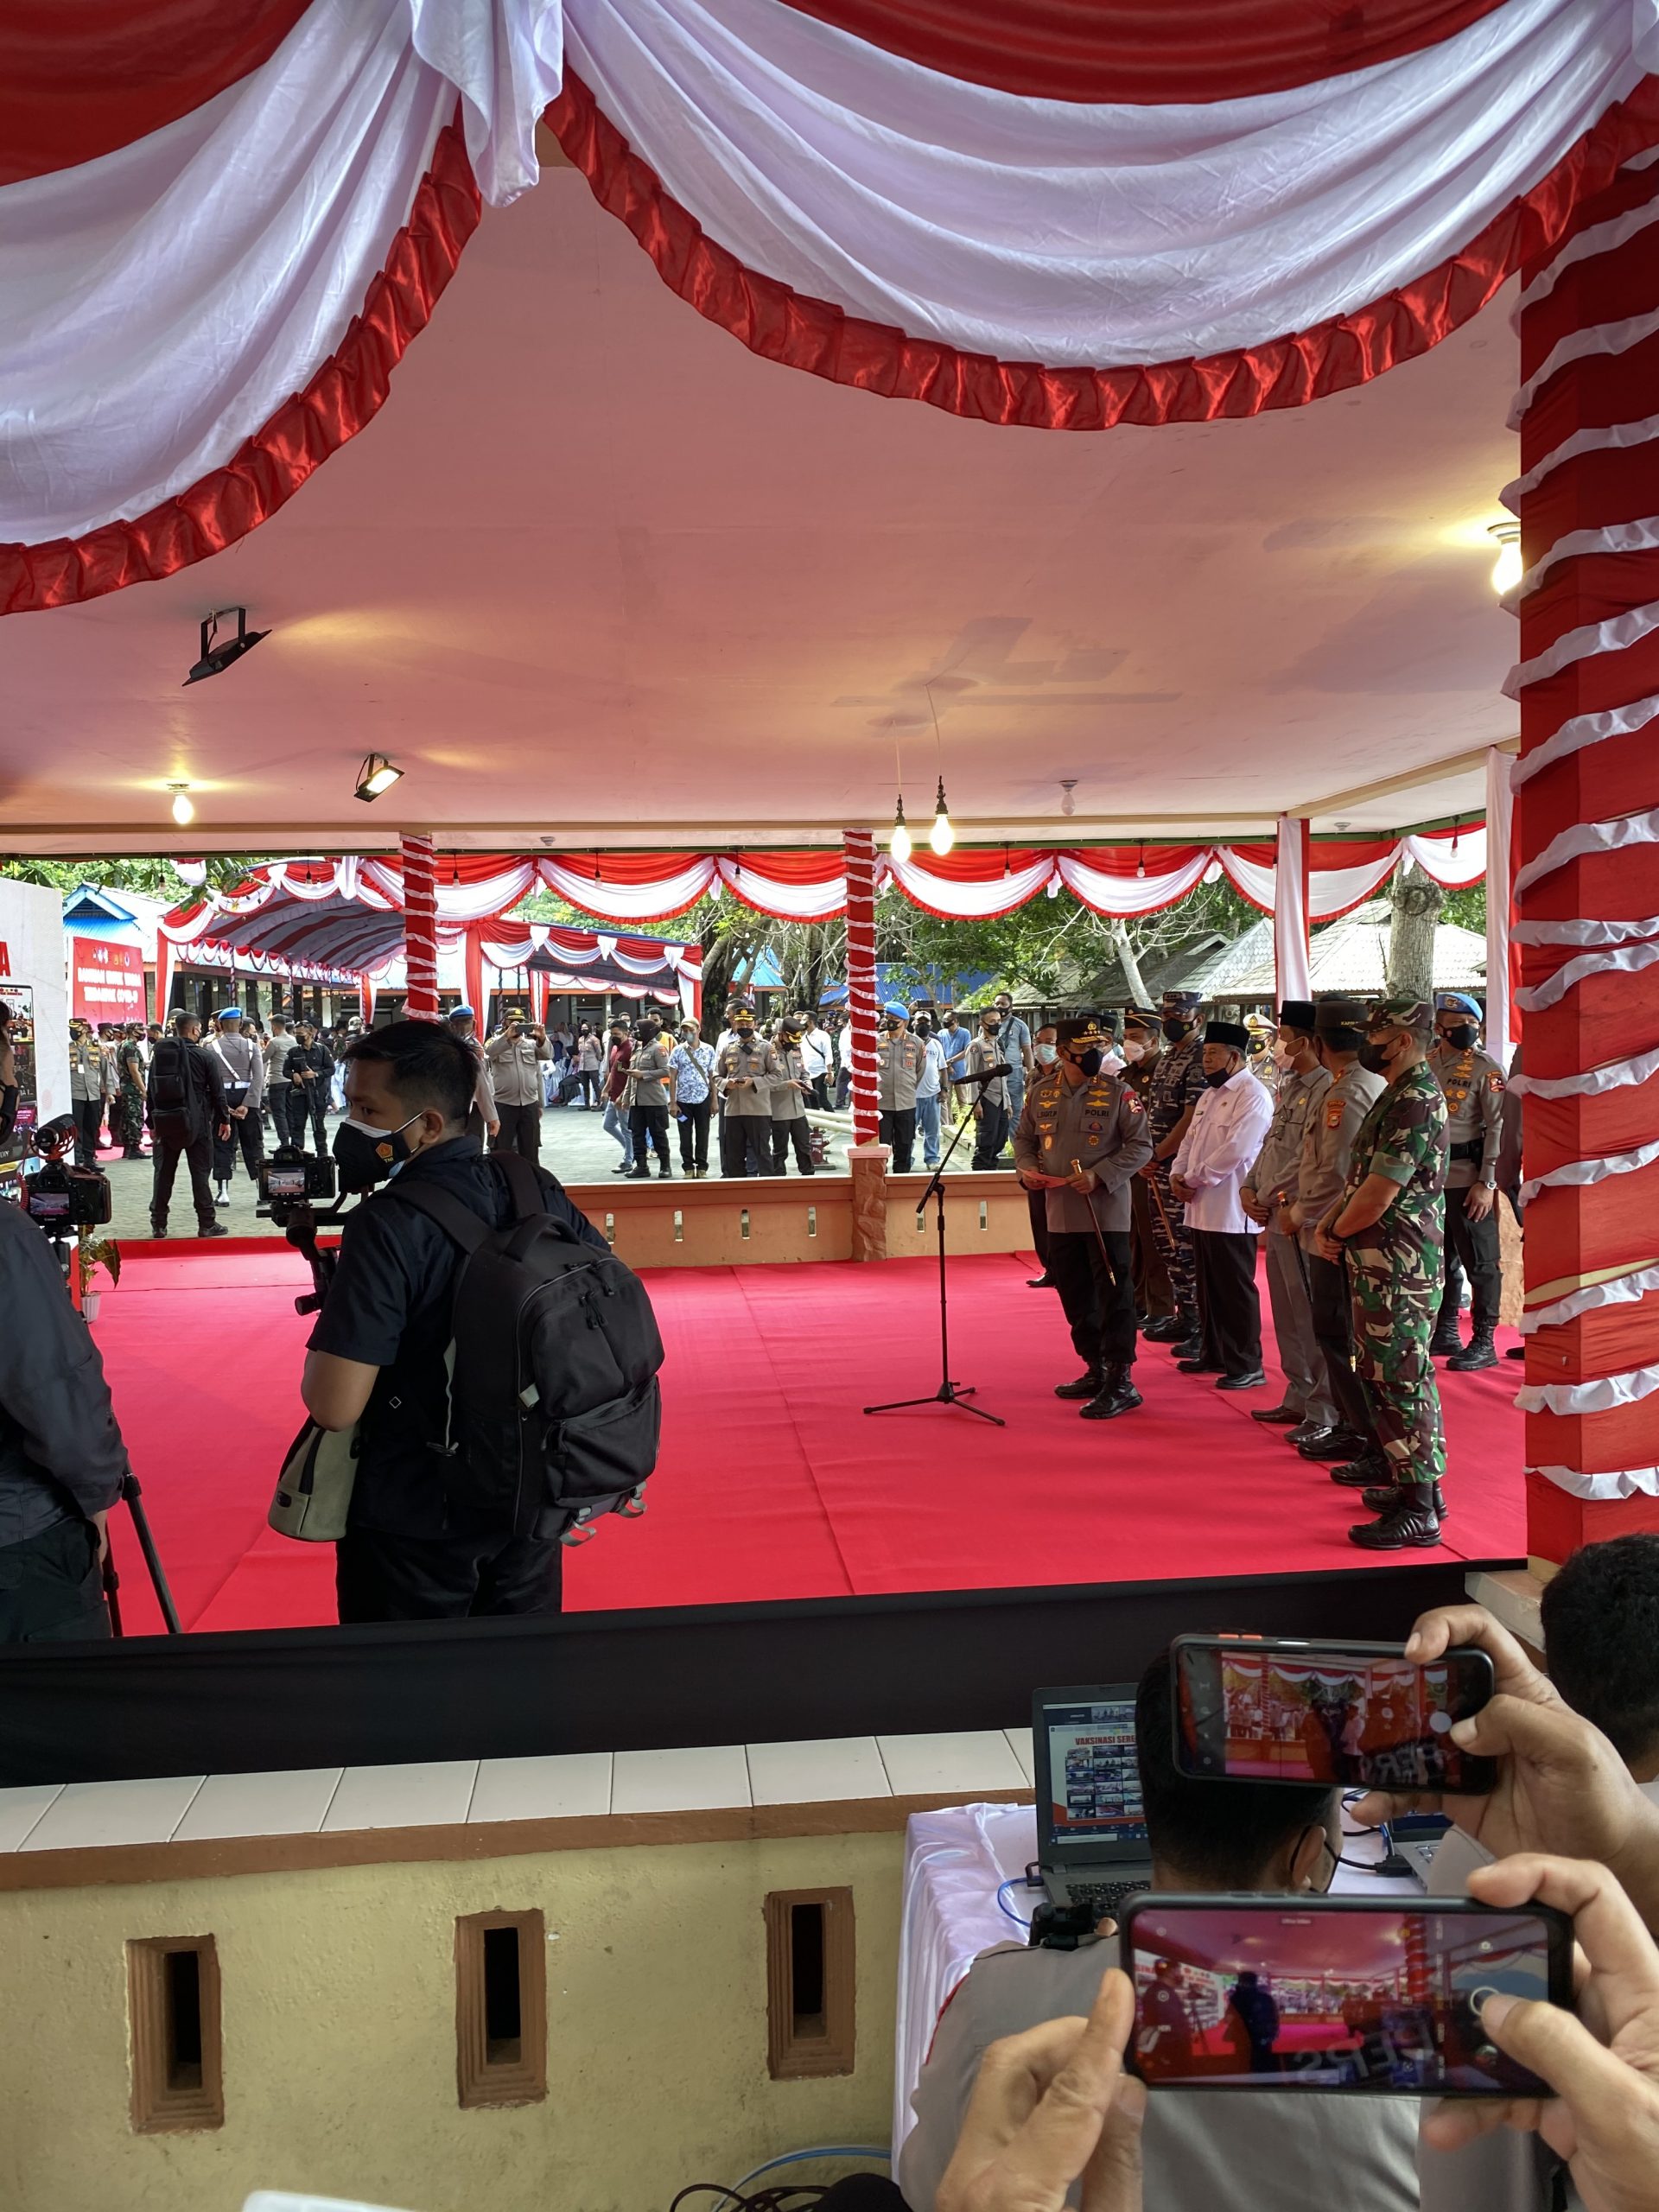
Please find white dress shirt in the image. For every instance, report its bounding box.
[1172,1065,1275,1235]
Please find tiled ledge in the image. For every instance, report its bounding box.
[0,1730,1034,1892]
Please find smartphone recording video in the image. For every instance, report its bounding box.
[1172,1635,1497,1793]
[1121,1897,1568,2094]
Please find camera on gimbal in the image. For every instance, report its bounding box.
[256,1144,337,1224]
[22,1116,111,1236]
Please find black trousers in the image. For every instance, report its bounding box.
[335,1526,563,1624]
[1027,1188,1052,1271]
[493,1101,543,1162]
[1306,1250,1376,1444]
[294,1085,329,1154]
[213,1096,264,1183]
[73,1096,105,1167]
[972,1098,1011,1169]
[1192,1230,1263,1376]
[1440,1185,1502,1328]
[721,1113,772,1177]
[810,1074,831,1110]
[630,1101,671,1170]
[1130,1172,1175,1319]
[1047,1226,1136,1372]
[772,1116,816,1173]
[0,1518,110,1643]
[880,1107,916,1173]
[677,1096,711,1170]
[268,1084,296,1147]
[150,1121,217,1231]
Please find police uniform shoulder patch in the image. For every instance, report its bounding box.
[1125,1089,1143,1111]
[1488,1071,1504,1092]
[1325,1100,1344,1128]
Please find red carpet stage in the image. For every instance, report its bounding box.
[93,1249,1525,1637]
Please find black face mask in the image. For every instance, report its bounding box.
[1443,1022,1477,1052]
[1358,1039,1394,1077]
[334,1109,422,1192]
[1074,1047,1103,1077]
[1204,1065,1232,1089]
[1161,1017,1189,1044]
[882,1019,901,1033]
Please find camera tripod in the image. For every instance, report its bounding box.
[864,1093,1005,1426]
[101,1472,182,1636]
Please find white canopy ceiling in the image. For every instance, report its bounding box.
[1,158,1517,857]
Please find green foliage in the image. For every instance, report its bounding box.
[1440,883,1486,934]
[0,855,255,903]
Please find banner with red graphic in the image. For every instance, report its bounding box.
[69,937,147,1023]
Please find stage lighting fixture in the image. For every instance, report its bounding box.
[183,606,269,685]
[1488,521,1522,596]
[889,797,912,864]
[168,784,194,826]
[929,779,955,855]
[354,753,404,803]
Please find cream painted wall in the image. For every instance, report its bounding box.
[0,1830,905,2212]
[0,874,69,1121]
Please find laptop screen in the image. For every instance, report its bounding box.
[1038,1690,1148,1852]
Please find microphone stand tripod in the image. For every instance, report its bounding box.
[864,1076,1006,1425]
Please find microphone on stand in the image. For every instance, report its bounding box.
[950,1062,1013,1086]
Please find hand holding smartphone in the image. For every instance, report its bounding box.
[1171,1634,1498,1796]
[1120,1894,1571,2095]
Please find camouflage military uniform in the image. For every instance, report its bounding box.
[1340,1061,1449,1489]
[1144,1029,1205,1323]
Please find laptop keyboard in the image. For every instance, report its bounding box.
[1064,1878,1150,1914]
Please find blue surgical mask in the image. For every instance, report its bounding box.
[1034,1042,1058,1066]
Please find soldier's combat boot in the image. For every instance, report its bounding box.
[1054,1370,1103,1400]
[1348,1482,1441,1548]
[1329,1449,1389,1488]
[1428,1308,1464,1357]
[1141,1314,1185,1344]
[1170,1308,1205,1360]
[1447,1325,1498,1372]
[1080,1363,1143,1421]
[1362,1478,1448,1519]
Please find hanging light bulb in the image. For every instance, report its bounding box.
[1135,846,1147,880]
[1058,779,1077,818]
[890,797,912,864]
[168,782,194,826]
[1488,520,1522,596]
[929,777,955,855]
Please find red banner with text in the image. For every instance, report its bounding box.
[70,936,147,1023]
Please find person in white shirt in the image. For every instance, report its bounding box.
[798,1012,835,1110]
[1170,1019,1274,1389]
[912,1016,947,1168]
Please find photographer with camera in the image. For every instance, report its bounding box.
[301,1020,612,1622]
[0,1192,130,1640]
[146,1012,232,1239]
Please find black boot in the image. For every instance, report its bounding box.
[1349,1482,1441,1548]
[1428,1310,1464,1357]
[1081,1363,1143,1421]
[1298,1426,1368,1461]
[1054,1371,1103,1400]
[1141,1314,1185,1344]
[1329,1450,1389,1488]
[1170,1311,1205,1360]
[1362,1479,1448,1519]
[1447,1325,1498,1372]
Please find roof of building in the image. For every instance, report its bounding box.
[1182,898,1487,1001]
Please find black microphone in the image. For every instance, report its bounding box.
[951,1062,1013,1087]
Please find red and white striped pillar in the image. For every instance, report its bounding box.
[1510,159,1659,1559]
[400,833,441,1023]
[842,827,880,1146]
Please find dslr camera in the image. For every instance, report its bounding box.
[257,1144,337,1224]
[22,1116,112,1236]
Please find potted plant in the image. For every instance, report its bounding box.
[76,1233,122,1322]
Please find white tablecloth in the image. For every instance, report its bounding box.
[893,1800,1421,2155]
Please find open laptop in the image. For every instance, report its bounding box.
[1032,1684,1155,1916]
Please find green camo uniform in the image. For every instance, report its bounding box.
[1341,1059,1449,1487]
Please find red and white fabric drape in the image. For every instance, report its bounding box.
[1508,154,1659,1542]
[400,834,441,1021]
[1272,817,1313,1004]
[9,1,1659,611]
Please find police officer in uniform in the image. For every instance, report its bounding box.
[1428,991,1506,1371]
[1140,989,1206,1351]
[876,1001,927,1172]
[715,1007,774,1177]
[1312,997,1449,1549]
[1240,1000,1336,1445]
[768,1015,817,1174]
[1289,999,1386,1470]
[1014,1017,1153,1421]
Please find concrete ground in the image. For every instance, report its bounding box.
[101,1097,995,1240]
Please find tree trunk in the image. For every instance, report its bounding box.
[1386,861,1445,1001]
[1111,919,1150,1007]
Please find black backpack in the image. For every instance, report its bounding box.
[390,1152,663,1541]
[148,1039,191,1116]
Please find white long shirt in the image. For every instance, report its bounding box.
[1172,1065,1274,1235]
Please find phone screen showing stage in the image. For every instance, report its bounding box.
[1173,1639,1493,1792]
[1122,1900,1560,2094]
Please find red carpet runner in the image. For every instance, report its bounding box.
[92,1250,1525,1634]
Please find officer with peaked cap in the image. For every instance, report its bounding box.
[1312,995,1449,1549]
[1428,991,1506,1370]
[1239,999,1336,1444]
[1014,1017,1153,1420]
[1141,988,1207,1352]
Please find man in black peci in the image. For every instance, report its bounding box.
[302,1020,607,1624]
